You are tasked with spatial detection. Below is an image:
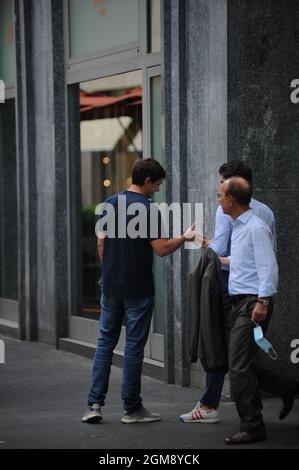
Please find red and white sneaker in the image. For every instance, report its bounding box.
[179,402,219,423]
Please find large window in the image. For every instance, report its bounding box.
[67,1,164,361]
[0,1,17,324]
[0,0,15,86]
[79,71,143,318]
[149,0,161,53]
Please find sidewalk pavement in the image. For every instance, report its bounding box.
[0,337,298,449]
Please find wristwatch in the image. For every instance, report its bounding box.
[257,299,270,307]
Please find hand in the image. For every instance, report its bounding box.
[219,256,230,266]
[251,302,268,323]
[197,234,211,249]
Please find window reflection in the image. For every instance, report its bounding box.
[79,71,143,318]
[0,99,18,301]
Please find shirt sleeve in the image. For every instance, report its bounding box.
[209,206,233,256]
[252,225,279,297]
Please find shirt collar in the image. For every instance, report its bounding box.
[235,209,254,225]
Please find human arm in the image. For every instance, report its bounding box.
[151,224,195,257]
[97,237,104,262]
[208,206,232,256]
[272,218,277,254]
[197,234,211,249]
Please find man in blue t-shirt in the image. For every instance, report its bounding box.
[83,158,194,424]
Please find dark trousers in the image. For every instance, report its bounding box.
[229,296,292,433]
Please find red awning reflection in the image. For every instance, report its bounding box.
[80,88,142,120]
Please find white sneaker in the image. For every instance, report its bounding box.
[180,402,219,423]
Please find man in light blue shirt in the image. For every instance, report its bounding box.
[221,177,297,445]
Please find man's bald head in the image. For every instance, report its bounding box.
[223,177,252,207]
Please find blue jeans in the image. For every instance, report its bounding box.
[87,294,154,414]
[200,270,232,409]
[200,372,226,409]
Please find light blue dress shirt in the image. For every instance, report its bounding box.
[209,198,277,262]
[228,209,278,297]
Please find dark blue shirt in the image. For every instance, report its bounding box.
[100,191,161,299]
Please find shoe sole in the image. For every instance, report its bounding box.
[121,417,161,424]
[180,418,219,424]
[82,414,103,423]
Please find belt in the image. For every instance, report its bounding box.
[230,294,257,304]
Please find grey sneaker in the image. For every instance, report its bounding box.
[121,405,161,424]
[82,404,103,423]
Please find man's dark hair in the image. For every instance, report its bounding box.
[219,160,252,184]
[225,177,253,206]
[132,158,166,185]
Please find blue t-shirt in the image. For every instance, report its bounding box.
[100,191,161,299]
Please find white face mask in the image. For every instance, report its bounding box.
[253,325,277,360]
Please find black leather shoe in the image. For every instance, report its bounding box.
[279,387,296,420]
[225,430,267,445]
